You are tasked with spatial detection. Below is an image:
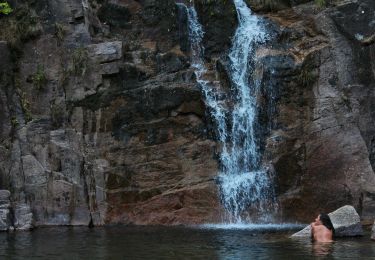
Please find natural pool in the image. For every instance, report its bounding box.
[0,225,374,259]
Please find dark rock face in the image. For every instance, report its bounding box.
[0,0,374,227]
[246,0,292,12]
[260,0,375,222]
[0,0,222,226]
[194,0,238,58]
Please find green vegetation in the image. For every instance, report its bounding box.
[14,77,33,123]
[315,0,327,8]
[60,47,90,93]
[0,2,12,15]
[32,65,47,90]
[54,23,66,44]
[0,4,41,52]
[72,47,89,76]
[21,93,32,122]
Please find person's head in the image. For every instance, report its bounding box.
[317,213,334,232]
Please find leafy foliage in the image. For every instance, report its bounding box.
[315,0,327,8]
[32,65,47,90]
[0,2,12,15]
[72,47,89,76]
[0,4,41,54]
[20,92,32,122]
[54,23,66,44]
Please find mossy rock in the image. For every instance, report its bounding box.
[0,4,42,52]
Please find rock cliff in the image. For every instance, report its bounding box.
[261,0,375,222]
[0,0,374,227]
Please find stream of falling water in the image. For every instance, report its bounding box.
[178,0,277,224]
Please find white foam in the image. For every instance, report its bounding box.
[182,0,277,223]
[199,223,306,231]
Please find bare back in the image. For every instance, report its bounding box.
[311,223,333,242]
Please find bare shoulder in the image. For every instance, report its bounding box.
[313,225,324,231]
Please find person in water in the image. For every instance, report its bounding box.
[310,213,334,242]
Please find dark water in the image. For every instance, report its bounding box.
[0,226,374,259]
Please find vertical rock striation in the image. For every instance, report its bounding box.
[259,0,375,222]
[0,0,222,226]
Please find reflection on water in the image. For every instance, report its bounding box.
[0,227,374,259]
[312,242,334,257]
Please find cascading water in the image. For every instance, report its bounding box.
[219,0,277,223]
[177,3,228,141]
[178,0,277,224]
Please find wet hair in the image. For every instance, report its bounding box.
[320,213,335,234]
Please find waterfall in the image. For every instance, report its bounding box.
[177,3,228,142]
[178,0,277,224]
[219,0,277,223]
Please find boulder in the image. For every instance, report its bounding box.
[291,225,311,237]
[329,205,363,236]
[371,221,375,241]
[291,205,363,238]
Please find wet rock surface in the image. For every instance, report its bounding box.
[194,0,237,58]
[261,0,375,222]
